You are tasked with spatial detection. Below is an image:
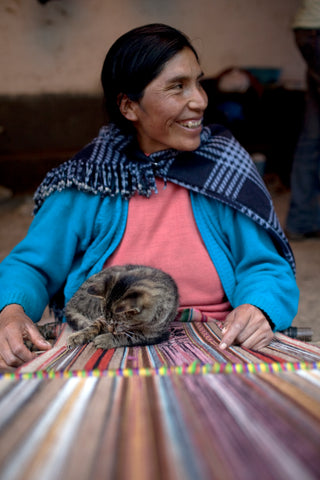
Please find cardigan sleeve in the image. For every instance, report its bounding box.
[0,190,109,322]
[226,209,299,330]
[190,193,299,331]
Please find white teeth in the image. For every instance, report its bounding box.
[180,120,202,128]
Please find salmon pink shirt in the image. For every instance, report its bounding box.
[105,179,231,320]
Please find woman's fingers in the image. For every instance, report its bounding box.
[0,306,51,368]
[219,304,273,351]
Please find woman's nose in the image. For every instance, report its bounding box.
[189,85,208,111]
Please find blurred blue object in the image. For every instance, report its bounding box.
[245,67,281,85]
[216,101,244,121]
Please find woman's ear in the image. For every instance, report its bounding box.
[118,94,139,121]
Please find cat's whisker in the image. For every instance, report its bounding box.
[122,331,135,339]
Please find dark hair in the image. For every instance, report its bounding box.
[101,23,199,132]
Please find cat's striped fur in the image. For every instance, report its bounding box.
[65,264,179,350]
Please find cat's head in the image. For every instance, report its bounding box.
[88,276,154,330]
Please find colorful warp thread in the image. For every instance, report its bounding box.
[0,316,320,479]
[8,320,320,377]
[0,370,320,479]
[1,360,320,381]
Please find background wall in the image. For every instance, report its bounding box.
[0,0,304,95]
[0,0,306,192]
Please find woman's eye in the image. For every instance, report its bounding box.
[171,83,183,90]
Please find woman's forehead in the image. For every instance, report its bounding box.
[153,48,202,84]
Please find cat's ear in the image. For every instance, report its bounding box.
[87,284,105,299]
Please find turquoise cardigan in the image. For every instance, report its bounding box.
[0,188,299,331]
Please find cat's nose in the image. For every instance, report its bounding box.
[107,325,114,333]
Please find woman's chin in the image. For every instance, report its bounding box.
[178,136,202,152]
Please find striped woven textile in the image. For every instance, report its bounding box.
[11,318,320,376]
[0,369,320,479]
[0,313,320,479]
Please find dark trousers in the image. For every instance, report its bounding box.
[286,28,320,234]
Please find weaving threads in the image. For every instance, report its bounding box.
[1,320,320,479]
[1,360,320,381]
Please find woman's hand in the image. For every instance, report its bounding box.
[0,305,51,368]
[219,304,274,351]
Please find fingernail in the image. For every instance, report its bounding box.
[219,342,227,350]
[222,327,227,334]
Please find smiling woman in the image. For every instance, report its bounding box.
[117,48,208,153]
[0,24,299,368]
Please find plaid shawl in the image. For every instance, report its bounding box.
[34,123,295,272]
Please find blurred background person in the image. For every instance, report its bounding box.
[286,0,320,240]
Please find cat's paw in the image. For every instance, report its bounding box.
[94,333,118,350]
[67,332,89,349]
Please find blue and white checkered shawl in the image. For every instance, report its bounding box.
[34,123,295,272]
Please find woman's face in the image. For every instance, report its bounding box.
[122,47,208,154]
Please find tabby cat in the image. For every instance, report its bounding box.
[65,264,179,350]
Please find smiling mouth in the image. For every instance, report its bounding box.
[179,119,202,129]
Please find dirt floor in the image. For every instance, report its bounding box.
[0,181,319,343]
